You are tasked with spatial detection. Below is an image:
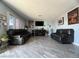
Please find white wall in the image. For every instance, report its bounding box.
[15,18,25,29]
[0,2,26,36]
[0,2,10,35]
[54,5,79,45]
[18,18,25,29]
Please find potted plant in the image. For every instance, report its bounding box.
[0,34,9,50]
[0,34,8,42]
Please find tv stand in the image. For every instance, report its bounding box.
[32,29,46,36]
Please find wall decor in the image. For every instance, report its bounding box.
[0,14,7,30]
[58,17,64,25]
[0,14,7,24]
[0,14,7,21]
[68,8,79,25]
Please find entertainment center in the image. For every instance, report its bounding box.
[32,28,47,36]
[31,21,47,36]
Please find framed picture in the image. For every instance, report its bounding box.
[0,14,7,20]
[0,14,7,30]
[58,17,64,25]
[68,8,79,25]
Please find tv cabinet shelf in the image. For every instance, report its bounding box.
[32,29,46,36]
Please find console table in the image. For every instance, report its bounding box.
[32,29,47,36]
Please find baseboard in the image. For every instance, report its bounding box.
[73,43,79,46]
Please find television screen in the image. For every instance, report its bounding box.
[35,21,44,26]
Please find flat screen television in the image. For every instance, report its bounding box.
[35,21,44,26]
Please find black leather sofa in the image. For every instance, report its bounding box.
[7,29,31,45]
[32,29,47,36]
[51,29,74,44]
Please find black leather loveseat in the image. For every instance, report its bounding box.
[7,29,31,45]
[51,29,74,44]
[32,29,47,36]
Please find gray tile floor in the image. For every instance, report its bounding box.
[0,36,79,58]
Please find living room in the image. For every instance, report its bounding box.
[0,0,79,58]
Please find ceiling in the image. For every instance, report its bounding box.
[2,0,78,21]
